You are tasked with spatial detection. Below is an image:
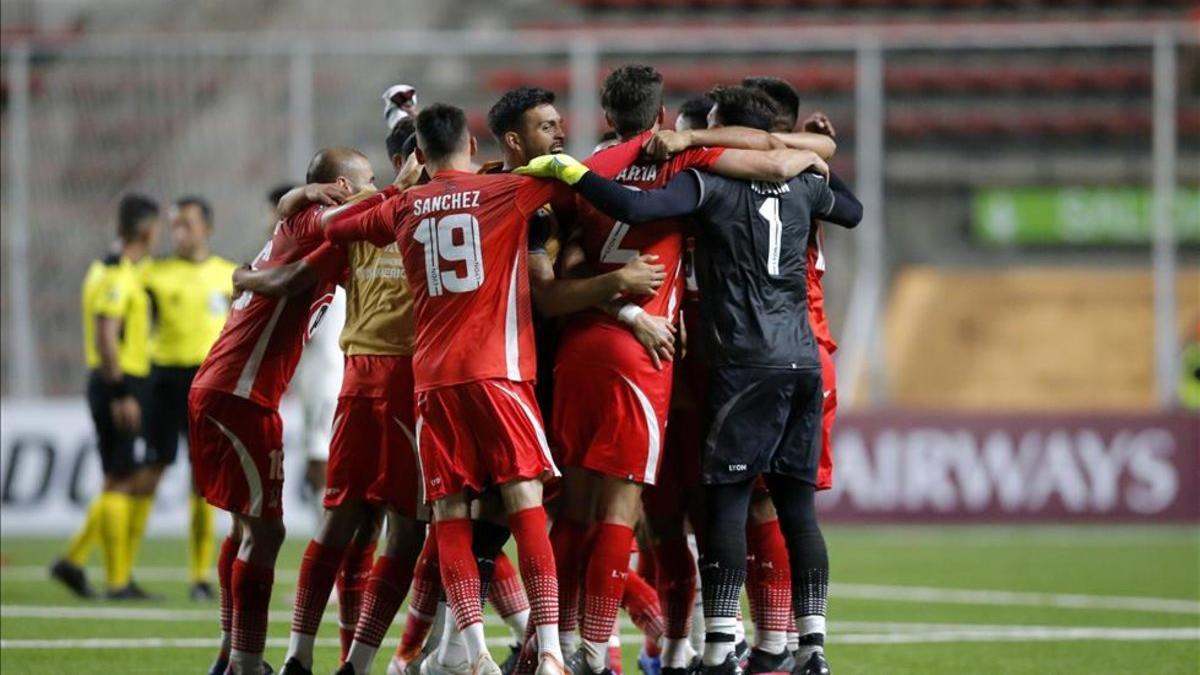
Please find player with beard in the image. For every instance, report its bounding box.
[187,148,360,675]
[518,85,862,675]
[389,88,670,675]
[543,65,838,675]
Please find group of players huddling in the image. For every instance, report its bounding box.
[62,64,863,675]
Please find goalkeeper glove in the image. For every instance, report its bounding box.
[514,153,590,185]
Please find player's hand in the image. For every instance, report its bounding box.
[630,312,677,370]
[616,255,666,296]
[514,154,590,185]
[303,183,351,207]
[393,152,424,190]
[110,396,141,434]
[232,264,252,295]
[801,150,831,179]
[642,130,692,161]
[803,112,837,139]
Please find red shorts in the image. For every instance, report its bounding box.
[188,388,285,520]
[553,324,673,485]
[326,355,425,518]
[417,379,558,502]
[817,343,837,491]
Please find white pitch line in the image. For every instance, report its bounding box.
[4,627,1198,650]
[0,635,533,650]
[831,583,1200,615]
[833,627,1200,644]
[10,566,1198,615]
[0,604,509,627]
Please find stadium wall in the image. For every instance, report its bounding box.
[2,398,1195,535]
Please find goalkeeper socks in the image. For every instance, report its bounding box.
[188,494,215,583]
[338,541,376,660]
[98,491,133,589]
[127,495,154,576]
[64,496,104,566]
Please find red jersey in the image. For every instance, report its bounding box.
[806,223,836,352]
[191,205,346,409]
[572,143,725,325]
[326,139,645,393]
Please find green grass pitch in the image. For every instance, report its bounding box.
[2,526,1197,674]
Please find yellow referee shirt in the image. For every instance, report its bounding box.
[82,253,152,377]
[142,255,237,367]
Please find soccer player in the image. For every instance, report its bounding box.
[140,196,238,602]
[321,102,660,675]
[544,65,836,675]
[390,87,674,675]
[674,96,714,136]
[517,85,862,675]
[188,148,362,675]
[742,76,853,675]
[51,194,161,601]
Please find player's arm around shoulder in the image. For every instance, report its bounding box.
[709,147,828,183]
[803,172,862,229]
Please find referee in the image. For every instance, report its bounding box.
[51,193,161,600]
[141,196,236,601]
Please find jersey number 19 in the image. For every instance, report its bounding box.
[414,214,485,296]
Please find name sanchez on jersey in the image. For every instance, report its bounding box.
[412,190,482,217]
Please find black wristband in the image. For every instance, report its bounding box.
[107,378,130,398]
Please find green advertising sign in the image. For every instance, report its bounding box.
[972,187,1200,246]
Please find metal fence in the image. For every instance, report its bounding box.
[2,21,1195,405]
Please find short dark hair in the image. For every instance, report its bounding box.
[305,147,368,184]
[487,87,557,140]
[386,116,417,160]
[268,183,296,206]
[175,195,213,227]
[117,193,159,242]
[677,95,714,130]
[709,85,780,132]
[741,76,800,130]
[415,103,469,161]
[601,64,664,138]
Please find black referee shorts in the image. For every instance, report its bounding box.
[86,370,148,479]
[702,366,824,486]
[143,365,199,466]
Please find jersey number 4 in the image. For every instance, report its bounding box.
[414,214,484,296]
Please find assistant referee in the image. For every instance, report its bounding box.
[52,193,161,600]
[141,196,237,601]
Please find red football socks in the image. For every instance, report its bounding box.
[397,526,441,661]
[355,554,415,648]
[548,516,589,636]
[437,518,484,630]
[747,519,792,652]
[581,523,635,645]
[230,559,274,661]
[292,541,345,637]
[653,535,696,641]
[490,552,530,617]
[338,541,376,660]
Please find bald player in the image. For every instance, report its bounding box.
[188,148,363,675]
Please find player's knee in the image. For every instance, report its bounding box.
[244,518,287,560]
[499,478,543,513]
[596,477,642,526]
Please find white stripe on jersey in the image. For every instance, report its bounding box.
[620,375,662,485]
[206,415,263,518]
[504,250,521,381]
[234,298,288,399]
[489,382,559,478]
